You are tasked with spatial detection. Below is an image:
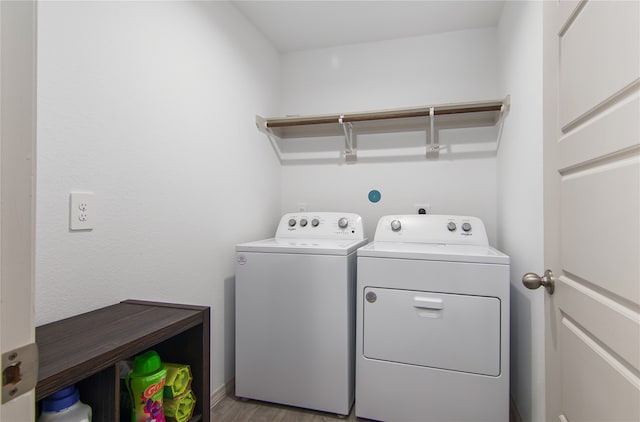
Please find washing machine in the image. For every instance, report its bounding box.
[356,214,509,422]
[235,212,367,415]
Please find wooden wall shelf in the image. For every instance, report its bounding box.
[36,300,210,422]
[256,96,510,162]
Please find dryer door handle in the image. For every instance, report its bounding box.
[413,296,443,310]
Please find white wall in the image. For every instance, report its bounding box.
[34,4,546,416]
[279,29,500,241]
[35,0,281,393]
[497,2,545,421]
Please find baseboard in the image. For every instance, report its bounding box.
[509,394,523,422]
[210,377,235,409]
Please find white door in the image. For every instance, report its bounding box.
[535,1,640,420]
[0,1,38,420]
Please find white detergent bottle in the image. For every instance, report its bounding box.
[38,385,92,422]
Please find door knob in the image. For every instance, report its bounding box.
[522,269,555,295]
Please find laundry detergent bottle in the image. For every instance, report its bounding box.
[126,350,167,422]
[38,385,91,422]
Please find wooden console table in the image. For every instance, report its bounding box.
[36,300,210,421]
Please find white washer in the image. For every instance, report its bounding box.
[356,215,510,422]
[235,212,367,415]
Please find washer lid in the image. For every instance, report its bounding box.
[237,238,369,256]
[357,242,509,264]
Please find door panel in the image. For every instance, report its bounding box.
[560,157,639,302]
[559,0,640,128]
[558,91,639,171]
[558,277,640,372]
[544,0,640,420]
[558,0,581,29]
[561,316,640,421]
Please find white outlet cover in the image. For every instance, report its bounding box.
[70,192,95,231]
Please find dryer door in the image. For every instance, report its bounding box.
[363,287,501,376]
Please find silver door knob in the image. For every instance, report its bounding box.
[522,269,555,295]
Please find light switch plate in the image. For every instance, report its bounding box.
[70,192,95,231]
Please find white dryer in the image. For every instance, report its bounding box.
[356,215,509,422]
[235,212,367,415]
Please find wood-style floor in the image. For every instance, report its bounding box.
[211,395,362,421]
[210,395,519,422]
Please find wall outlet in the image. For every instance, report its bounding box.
[296,202,307,212]
[414,204,431,215]
[70,192,95,231]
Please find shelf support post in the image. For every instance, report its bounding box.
[339,115,357,163]
[427,107,439,158]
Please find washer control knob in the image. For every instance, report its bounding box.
[447,222,457,231]
[311,218,320,227]
[288,218,296,227]
[300,218,308,227]
[462,222,472,232]
[338,218,349,229]
[391,220,402,232]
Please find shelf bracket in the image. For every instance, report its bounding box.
[495,95,510,151]
[256,115,284,164]
[426,107,439,159]
[339,115,357,163]
[266,129,284,164]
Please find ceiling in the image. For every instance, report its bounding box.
[231,1,506,53]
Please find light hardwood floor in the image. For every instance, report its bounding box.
[211,396,363,421]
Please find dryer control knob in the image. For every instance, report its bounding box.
[391,220,402,232]
[300,218,308,227]
[311,218,320,227]
[462,222,472,232]
[288,218,296,227]
[338,218,349,229]
[447,222,457,231]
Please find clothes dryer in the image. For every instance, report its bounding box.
[235,212,367,415]
[356,215,509,421]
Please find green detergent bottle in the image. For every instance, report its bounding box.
[126,350,167,422]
